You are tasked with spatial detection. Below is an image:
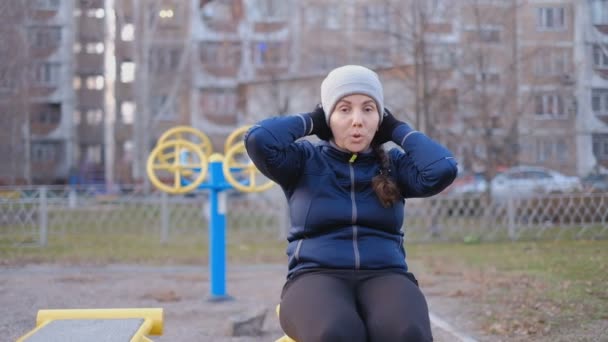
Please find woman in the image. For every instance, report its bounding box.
[245,65,457,342]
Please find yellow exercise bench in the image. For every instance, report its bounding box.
[17,308,163,342]
[275,304,296,342]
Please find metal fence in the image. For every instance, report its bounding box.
[1,185,606,260]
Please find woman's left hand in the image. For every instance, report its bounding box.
[373,108,403,145]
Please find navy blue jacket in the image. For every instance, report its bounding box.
[245,114,457,278]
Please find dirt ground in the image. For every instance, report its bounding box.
[1,263,487,342]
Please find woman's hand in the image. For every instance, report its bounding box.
[373,108,403,145]
[307,104,333,140]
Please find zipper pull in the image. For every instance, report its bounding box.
[349,154,358,163]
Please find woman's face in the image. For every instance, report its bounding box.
[329,94,380,153]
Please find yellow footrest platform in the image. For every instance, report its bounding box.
[17,308,163,342]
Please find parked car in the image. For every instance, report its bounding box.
[581,173,608,192]
[450,165,582,198]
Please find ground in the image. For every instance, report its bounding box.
[3,263,480,341]
[2,262,605,341]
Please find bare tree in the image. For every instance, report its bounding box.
[457,0,549,197]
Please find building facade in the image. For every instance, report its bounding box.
[1,0,606,186]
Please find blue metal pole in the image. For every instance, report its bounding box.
[207,155,231,301]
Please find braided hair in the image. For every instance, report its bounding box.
[371,144,401,207]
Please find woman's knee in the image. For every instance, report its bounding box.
[309,322,366,342]
[369,321,433,342]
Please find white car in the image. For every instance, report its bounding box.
[452,166,582,198]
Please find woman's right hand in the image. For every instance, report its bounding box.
[307,104,333,140]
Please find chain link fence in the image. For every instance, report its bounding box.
[1,185,606,262]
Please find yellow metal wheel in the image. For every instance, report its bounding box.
[224,125,251,155]
[146,140,208,194]
[156,126,212,177]
[223,141,274,193]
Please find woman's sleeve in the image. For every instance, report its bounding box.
[244,114,314,188]
[390,124,458,198]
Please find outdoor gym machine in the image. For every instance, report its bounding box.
[146,125,274,301]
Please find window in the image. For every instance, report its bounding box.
[157,3,182,27]
[311,54,339,71]
[151,94,177,119]
[593,45,608,69]
[120,101,135,124]
[362,4,389,31]
[73,76,81,90]
[534,93,567,118]
[28,26,62,49]
[254,42,286,67]
[0,68,16,92]
[257,0,288,19]
[199,42,241,67]
[535,139,567,163]
[592,88,608,116]
[464,69,501,84]
[85,75,104,90]
[424,0,449,22]
[537,7,565,31]
[201,1,232,22]
[478,28,501,43]
[590,0,608,25]
[74,110,81,125]
[31,0,60,10]
[201,89,237,114]
[85,109,103,125]
[35,109,60,124]
[429,46,457,69]
[121,23,134,41]
[534,49,569,75]
[592,134,608,161]
[32,63,60,86]
[85,8,105,18]
[359,49,390,66]
[85,145,102,164]
[150,47,182,72]
[120,61,135,83]
[85,42,104,54]
[305,6,341,30]
[31,142,58,163]
[159,8,174,19]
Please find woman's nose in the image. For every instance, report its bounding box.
[352,110,363,126]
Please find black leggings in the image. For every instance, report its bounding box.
[279,269,433,342]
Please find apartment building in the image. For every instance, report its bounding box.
[240,0,601,177]
[2,0,605,186]
[578,0,608,175]
[0,0,76,185]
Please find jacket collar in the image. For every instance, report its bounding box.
[319,140,377,163]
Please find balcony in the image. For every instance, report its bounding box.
[590,1,608,34]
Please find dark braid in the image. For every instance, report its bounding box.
[371,144,401,207]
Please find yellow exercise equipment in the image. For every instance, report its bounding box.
[155,126,212,177]
[146,125,273,194]
[157,125,213,157]
[17,308,163,342]
[224,125,251,154]
[147,139,208,194]
[223,141,274,193]
[275,304,296,342]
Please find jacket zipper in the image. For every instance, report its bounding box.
[349,160,360,269]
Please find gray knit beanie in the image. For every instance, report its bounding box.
[321,65,384,124]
